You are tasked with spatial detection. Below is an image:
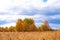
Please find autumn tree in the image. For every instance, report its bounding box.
[22,22,27,31]
[9,26,16,32]
[29,24,38,31]
[0,19,54,32]
[23,18,37,31]
[38,21,52,31]
[16,19,24,32]
[24,18,34,25]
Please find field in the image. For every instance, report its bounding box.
[0,31,60,40]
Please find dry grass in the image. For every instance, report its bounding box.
[0,31,60,40]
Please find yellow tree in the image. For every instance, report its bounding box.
[16,19,24,32]
[23,18,37,31]
[22,22,27,31]
[29,24,38,31]
[9,26,16,32]
[38,21,52,31]
[24,18,34,25]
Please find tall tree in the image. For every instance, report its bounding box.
[23,18,37,31]
[39,20,52,31]
[16,19,24,32]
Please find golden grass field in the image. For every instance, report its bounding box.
[0,31,60,40]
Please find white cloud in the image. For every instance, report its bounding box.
[0,0,14,12]
[0,22,16,28]
[0,14,47,22]
[45,0,60,10]
[49,14,60,19]
[0,0,60,15]
[49,23,60,29]
[0,0,45,15]
[0,0,60,29]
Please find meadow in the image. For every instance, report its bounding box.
[0,31,60,40]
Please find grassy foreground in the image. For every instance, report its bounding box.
[0,31,60,40]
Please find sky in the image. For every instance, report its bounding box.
[0,0,60,29]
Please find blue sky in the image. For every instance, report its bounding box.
[0,0,60,29]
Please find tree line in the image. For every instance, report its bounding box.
[0,18,54,32]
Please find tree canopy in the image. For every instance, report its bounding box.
[0,18,53,32]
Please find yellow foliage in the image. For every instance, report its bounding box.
[0,18,53,32]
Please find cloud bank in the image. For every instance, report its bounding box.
[0,0,60,29]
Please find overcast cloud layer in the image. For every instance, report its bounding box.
[0,0,60,29]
